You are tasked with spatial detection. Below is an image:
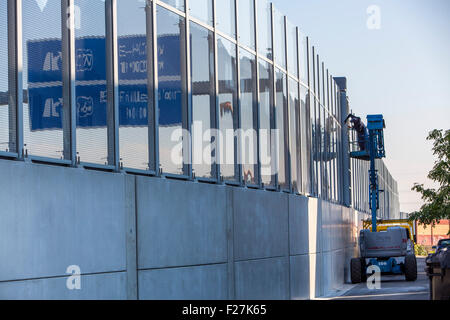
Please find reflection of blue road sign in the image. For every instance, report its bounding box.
[28,35,182,131]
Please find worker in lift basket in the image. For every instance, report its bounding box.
[345,114,368,151]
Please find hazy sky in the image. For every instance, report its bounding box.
[272,0,450,213]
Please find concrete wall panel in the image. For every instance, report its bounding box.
[0,160,127,282]
[235,257,289,300]
[290,255,310,300]
[233,189,289,261]
[136,178,228,269]
[138,264,228,300]
[288,195,309,256]
[0,272,127,300]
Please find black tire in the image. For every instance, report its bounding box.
[351,258,362,284]
[360,258,367,282]
[404,254,417,281]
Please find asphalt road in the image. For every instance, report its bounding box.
[332,257,430,300]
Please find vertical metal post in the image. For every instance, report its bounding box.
[184,0,192,179]
[105,0,120,171]
[61,0,77,166]
[306,36,313,196]
[283,15,291,192]
[296,27,302,194]
[146,0,159,174]
[253,0,261,188]
[7,0,23,158]
[270,2,278,189]
[207,30,217,181]
[234,0,242,185]
[213,0,221,181]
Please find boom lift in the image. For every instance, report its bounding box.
[346,114,417,283]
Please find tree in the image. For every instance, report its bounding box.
[409,129,450,230]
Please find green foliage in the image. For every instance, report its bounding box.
[409,129,450,229]
[414,244,428,257]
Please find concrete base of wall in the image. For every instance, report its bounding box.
[0,159,368,300]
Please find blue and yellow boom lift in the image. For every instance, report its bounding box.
[346,114,417,283]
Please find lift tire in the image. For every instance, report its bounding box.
[360,258,367,282]
[404,254,417,281]
[351,258,362,284]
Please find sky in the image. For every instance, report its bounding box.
[272,0,450,213]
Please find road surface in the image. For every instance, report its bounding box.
[332,257,429,300]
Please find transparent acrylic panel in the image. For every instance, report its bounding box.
[189,0,213,26]
[190,22,215,179]
[216,0,236,39]
[299,33,308,85]
[157,6,188,175]
[287,21,298,78]
[325,109,332,199]
[321,106,327,198]
[288,78,299,193]
[321,64,326,105]
[275,69,287,190]
[309,41,315,92]
[160,0,185,12]
[314,100,321,196]
[273,8,286,69]
[74,0,108,165]
[117,0,150,171]
[217,36,238,182]
[238,0,255,50]
[257,0,272,61]
[316,56,321,104]
[23,0,64,159]
[300,85,310,194]
[0,2,9,152]
[258,59,274,187]
[239,49,258,185]
[310,93,317,195]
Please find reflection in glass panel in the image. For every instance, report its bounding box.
[118,0,150,171]
[314,100,321,196]
[320,106,326,198]
[289,79,300,193]
[259,60,274,187]
[287,21,298,78]
[216,0,236,39]
[300,85,310,194]
[299,33,308,85]
[157,7,188,175]
[238,0,255,49]
[0,2,9,152]
[160,0,185,12]
[190,22,215,179]
[275,69,288,190]
[217,36,238,181]
[239,49,258,185]
[257,0,272,61]
[23,1,64,159]
[325,109,332,199]
[189,0,213,26]
[273,8,286,69]
[74,0,108,165]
